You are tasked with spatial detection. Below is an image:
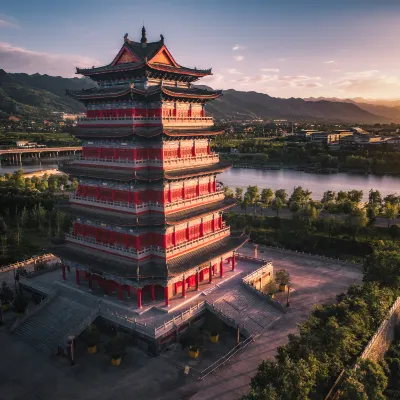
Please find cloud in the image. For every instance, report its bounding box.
[330,70,400,96]
[234,55,244,62]
[226,68,243,75]
[0,42,100,77]
[0,15,19,28]
[232,44,246,51]
[260,68,280,73]
[324,60,335,64]
[236,73,322,89]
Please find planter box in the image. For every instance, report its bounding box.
[189,349,199,359]
[111,357,121,366]
[210,334,219,343]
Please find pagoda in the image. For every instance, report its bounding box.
[52,27,247,309]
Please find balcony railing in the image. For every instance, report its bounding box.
[65,227,230,260]
[72,153,219,169]
[77,116,214,123]
[70,189,224,214]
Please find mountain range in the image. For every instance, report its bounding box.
[1,70,399,123]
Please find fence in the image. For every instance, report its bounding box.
[10,288,58,332]
[254,245,361,268]
[0,254,56,273]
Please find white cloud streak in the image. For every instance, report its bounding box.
[324,60,335,64]
[0,42,100,77]
[232,44,246,51]
[234,55,244,62]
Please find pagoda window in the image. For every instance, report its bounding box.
[189,224,201,241]
[175,229,187,245]
[113,232,127,246]
[101,148,114,159]
[137,191,148,204]
[82,225,97,239]
[116,148,133,160]
[152,233,164,248]
[185,186,197,199]
[136,148,147,160]
[196,146,208,155]
[139,233,151,249]
[199,183,210,195]
[99,188,113,201]
[165,233,173,248]
[114,190,129,203]
[84,148,100,158]
[203,220,213,234]
[74,223,84,236]
[85,186,98,198]
[97,228,110,244]
[164,148,179,159]
[171,187,183,201]
[181,147,193,158]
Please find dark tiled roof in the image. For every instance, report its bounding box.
[167,235,248,276]
[56,201,165,227]
[59,161,231,182]
[164,162,232,180]
[50,242,166,279]
[164,128,224,137]
[73,126,134,139]
[67,85,220,102]
[167,198,236,225]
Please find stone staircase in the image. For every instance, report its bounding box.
[13,295,98,354]
[212,287,282,336]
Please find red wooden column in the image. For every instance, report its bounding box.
[96,187,100,200]
[62,264,66,280]
[195,271,199,291]
[75,269,80,286]
[200,218,204,237]
[118,284,123,301]
[164,286,169,307]
[151,284,155,301]
[88,273,92,291]
[137,288,142,308]
[182,277,186,298]
[220,258,224,278]
[232,252,236,271]
[209,265,212,283]
[127,286,131,298]
[168,184,172,203]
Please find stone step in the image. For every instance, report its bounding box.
[13,295,95,354]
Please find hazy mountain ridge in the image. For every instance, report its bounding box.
[0,71,396,123]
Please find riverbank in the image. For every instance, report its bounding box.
[219,168,400,201]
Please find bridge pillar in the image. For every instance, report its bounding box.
[38,152,41,159]
[18,153,22,163]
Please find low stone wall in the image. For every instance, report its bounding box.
[360,297,400,363]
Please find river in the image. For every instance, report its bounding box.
[220,168,400,201]
[2,163,400,201]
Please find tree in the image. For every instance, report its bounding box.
[275,189,288,204]
[0,234,7,259]
[260,188,274,208]
[32,203,46,230]
[323,215,340,238]
[383,202,399,228]
[346,208,368,240]
[321,190,336,203]
[224,185,234,198]
[246,185,261,206]
[271,197,284,217]
[389,224,400,243]
[275,269,291,285]
[242,193,251,214]
[363,251,400,287]
[368,189,382,209]
[347,190,363,205]
[234,187,244,203]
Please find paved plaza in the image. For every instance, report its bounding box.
[0,246,363,400]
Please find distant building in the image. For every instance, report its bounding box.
[310,131,352,145]
[296,129,323,139]
[339,134,387,149]
[8,116,20,122]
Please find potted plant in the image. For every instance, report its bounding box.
[275,269,291,292]
[180,327,203,359]
[82,325,100,354]
[13,292,28,317]
[204,313,224,343]
[105,333,126,366]
[0,282,14,311]
[263,280,278,298]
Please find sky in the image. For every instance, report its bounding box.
[1,0,400,99]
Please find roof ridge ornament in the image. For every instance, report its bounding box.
[124,33,129,42]
[141,26,147,47]
[160,34,164,43]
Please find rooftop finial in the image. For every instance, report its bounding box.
[124,33,129,42]
[160,34,164,42]
[141,26,147,44]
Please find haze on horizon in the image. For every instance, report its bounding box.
[1,0,400,100]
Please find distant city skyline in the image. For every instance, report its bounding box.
[1,0,400,99]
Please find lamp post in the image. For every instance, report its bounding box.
[286,285,291,307]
